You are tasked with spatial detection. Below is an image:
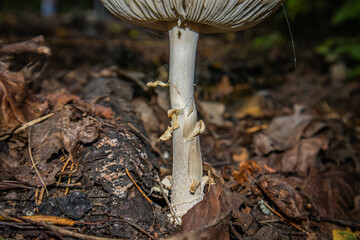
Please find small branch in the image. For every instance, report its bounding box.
[0,36,51,56]
[0,112,54,141]
[109,217,156,240]
[313,216,360,229]
[260,199,306,233]
[155,175,180,225]
[125,168,152,204]
[42,222,123,240]
[0,221,42,230]
[56,182,82,188]
[0,181,34,190]
[28,130,49,196]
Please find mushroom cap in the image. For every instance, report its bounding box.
[100,0,285,33]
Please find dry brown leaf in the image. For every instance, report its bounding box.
[198,101,226,127]
[302,165,356,219]
[232,160,262,185]
[281,135,328,176]
[258,174,305,219]
[214,75,234,98]
[177,185,231,240]
[232,95,264,119]
[7,104,101,186]
[46,88,80,107]
[245,124,268,133]
[133,97,159,134]
[29,104,101,164]
[91,104,114,119]
[46,88,114,119]
[255,134,329,176]
[232,147,250,163]
[203,75,234,101]
[0,63,46,133]
[254,105,326,155]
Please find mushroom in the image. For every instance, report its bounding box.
[100,0,284,220]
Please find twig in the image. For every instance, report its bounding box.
[28,130,49,196]
[0,36,51,56]
[57,156,71,187]
[258,219,281,224]
[39,187,45,205]
[0,113,54,141]
[56,182,82,188]
[314,216,360,229]
[260,199,306,233]
[0,221,42,230]
[64,162,75,196]
[0,181,34,190]
[35,188,39,207]
[109,217,155,240]
[42,222,125,240]
[229,222,243,240]
[16,113,54,134]
[125,168,152,204]
[155,175,180,225]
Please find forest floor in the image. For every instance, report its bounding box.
[0,12,359,240]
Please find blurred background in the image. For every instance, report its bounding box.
[1,0,359,109]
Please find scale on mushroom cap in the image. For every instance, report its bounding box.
[100,0,285,223]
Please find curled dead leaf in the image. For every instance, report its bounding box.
[177,185,231,240]
[232,160,262,185]
[254,105,326,155]
[302,165,356,219]
[258,174,305,219]
[0,63,46,133]
[232,147,249,163]
[46,88,80,107]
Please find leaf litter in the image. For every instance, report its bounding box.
[0,13,359,240]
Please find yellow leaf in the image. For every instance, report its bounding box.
[333,228,360,240]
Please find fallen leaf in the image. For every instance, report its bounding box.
[0,62,46,133]
[232,147,250,163]
[91,104,114,119]
[203,75,234,101]
[29,104,101,164]
[198,101,226,127]
[258,174,305,219]
[254,105,326,155]
[281,135,328,176]
[214,75,234,98]
[133,97,159,134]
[231,95,264,119]
[333,228,360,240]
[232,160,262,185]
[46,88,80,107]
[245,124,268,133]
[302,165,356,219]
[9,104,101,186]
[177,185,231,240]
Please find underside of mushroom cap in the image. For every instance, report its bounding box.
[101,0,285,33]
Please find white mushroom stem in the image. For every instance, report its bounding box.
[168,22,203,218]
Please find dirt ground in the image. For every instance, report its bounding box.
[0,12,359,240]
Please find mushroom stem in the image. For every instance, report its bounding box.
[168,22,203,218]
